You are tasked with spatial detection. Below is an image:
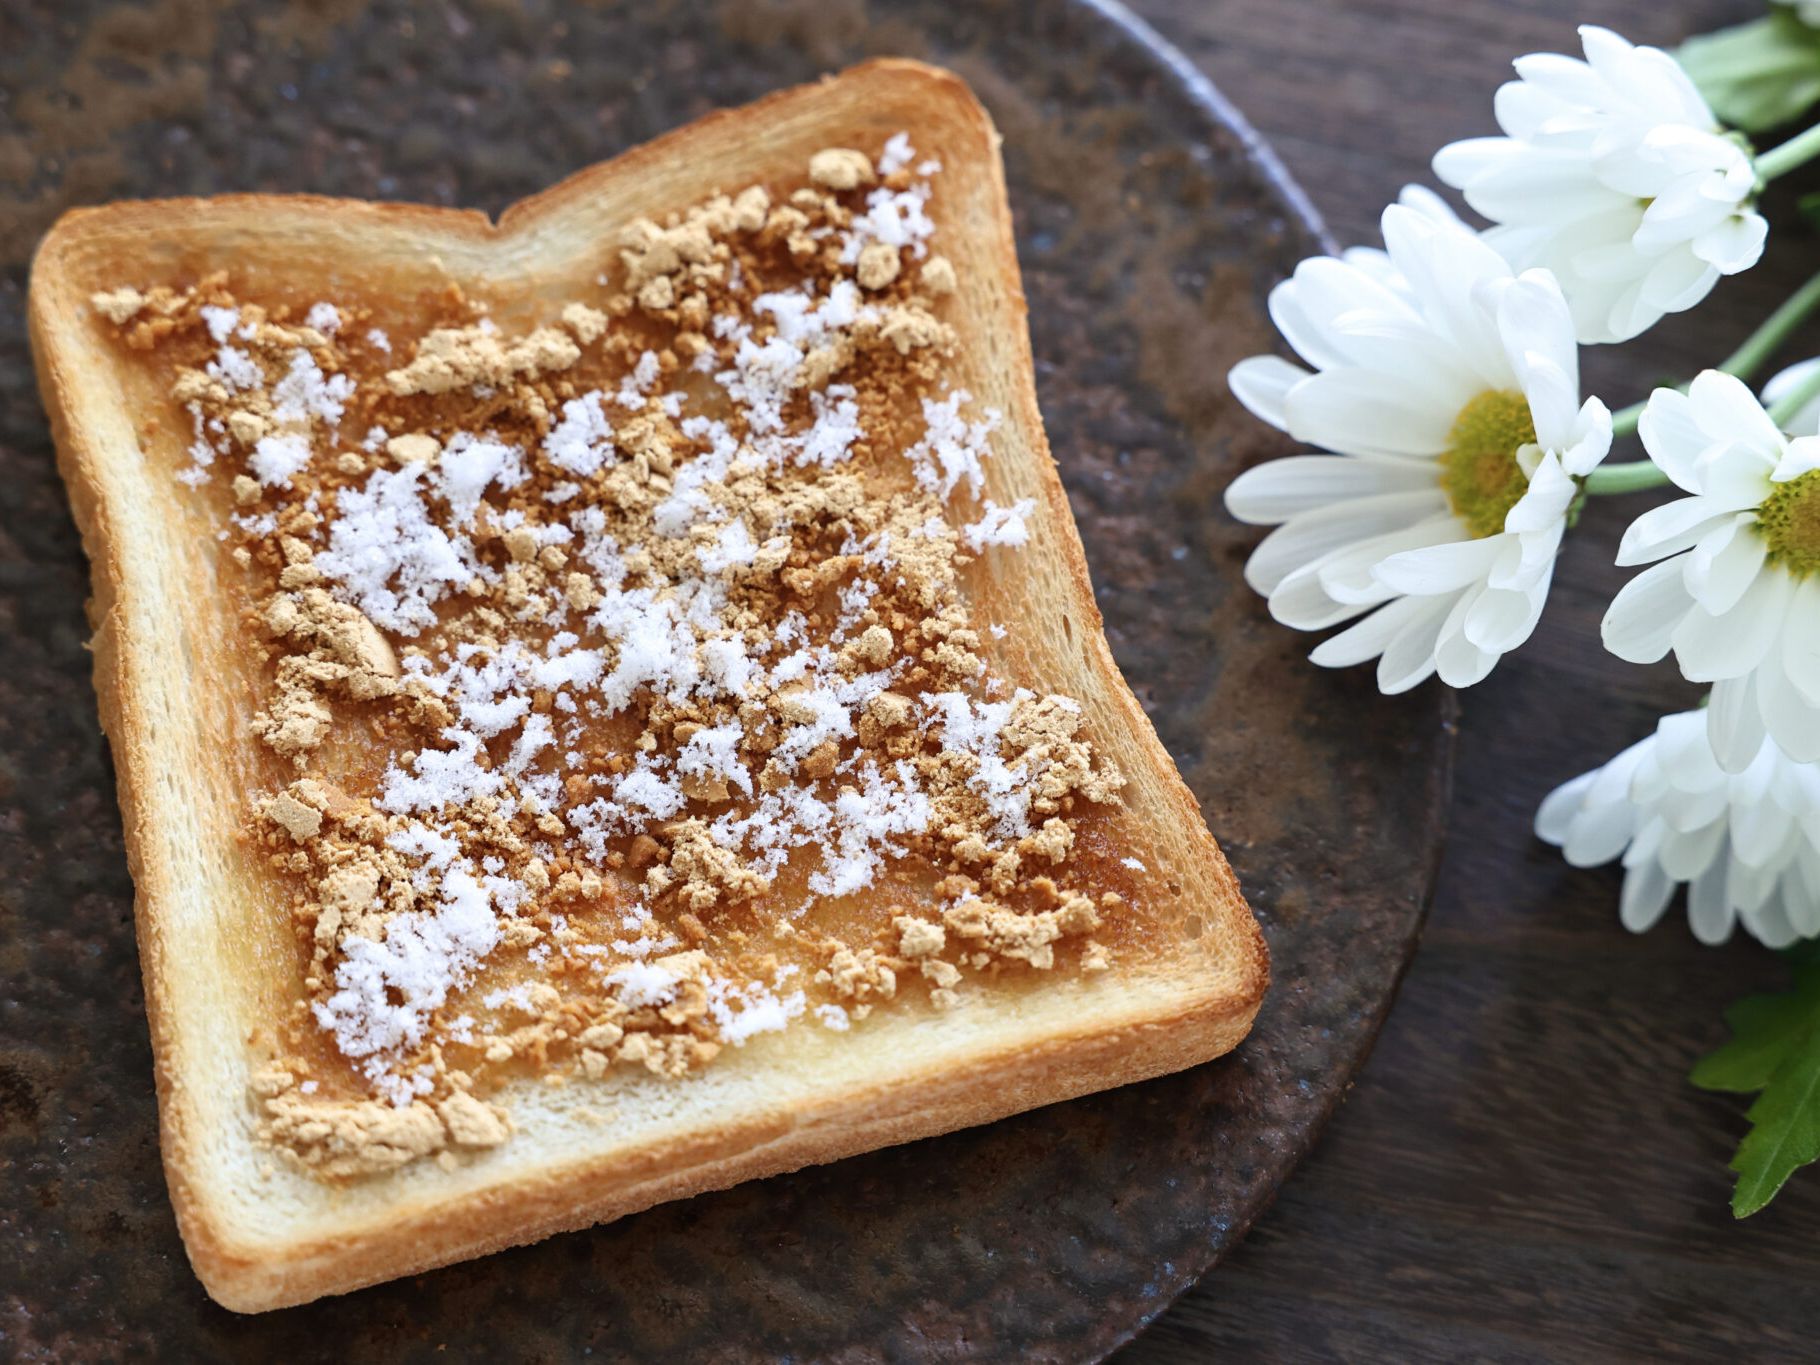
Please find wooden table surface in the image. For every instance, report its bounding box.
[1119,1,1820,1359]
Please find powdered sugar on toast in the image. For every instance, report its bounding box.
[94,133,1135,1178]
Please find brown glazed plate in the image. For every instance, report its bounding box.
[0,0,1452,1358]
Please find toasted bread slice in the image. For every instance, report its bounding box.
[27,59,1265,1313]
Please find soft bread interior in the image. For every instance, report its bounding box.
[28,59,1264,1312]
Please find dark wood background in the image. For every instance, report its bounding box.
[1119,0,1820,1359]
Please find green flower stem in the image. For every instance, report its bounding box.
[1601,267,1820,446]
[1583,460,1671,496]
[1768,359,1820,426]
[1596,315,1820,498]
[1722,267,1820,380]
[1757,121,1820,182]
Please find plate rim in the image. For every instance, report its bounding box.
[1056,1,1459,1352]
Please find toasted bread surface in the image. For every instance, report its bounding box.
[29,59,1265,1312]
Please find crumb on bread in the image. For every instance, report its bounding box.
[92,132,1148,1181]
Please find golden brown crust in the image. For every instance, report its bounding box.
[28,58,1266,1313]
[198,983,1258,1312]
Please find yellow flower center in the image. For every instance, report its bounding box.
[1757,469,1820,577]
[1439,389,1536,540]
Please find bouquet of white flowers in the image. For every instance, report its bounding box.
[1227,11,1820,1216]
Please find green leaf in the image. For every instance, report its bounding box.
[1693,977,1820,1092]
[1679,12,1820,134]
[1732,1046,1820,1216]
[1692,962,1820,1217]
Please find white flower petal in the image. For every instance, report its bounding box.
[1242,491,1444,595]
[1728,855,1784,915]
[1642,254,1721,319]
[1397,183,1468,228]
[1638,387,1719,494]
[1671,567,1791,681]
[1450,151,1617,224]
[1225,453,1436,525]
[1512,48,1607,108]
[1662,817,1728,884]
[1544,741,1652,860]
[1503,454,1576,534]
[1227,355,1307,432]
[1602,557,1693,663]
[1492,521,1563,588]
[1780,579,1820,706]
[1305,594,1423,670]
[1304,594,1440,691]
[1285,367,1459,460]
[1745,898,1802,950]
[1320,519,1468,605]
[1616,498,1743,567]
[1371,536,1501,595]
[1619,861,1675,933]
[1692,447,1778,511]
[1586,26,1707,118]
[1266,563,1377,631]
[1708,674,1768,775]
[1688,370,1787,461]
[1683,516,1765,616]
[1376,595,1457,694]
[1785,863,1820,940]
[1659,784,1730,834]
[1656,710,1725,790]
[1607,256,1717,341]
[1558,396,1614,476]
[1272,257,1422,373]
[1756,648,1820,765]
[1382,205,1515,374]
[1733,801,1797,869]
[1432,135,1514,190]
[1692,211,1767,274]
[1635,175,1726,249]
[1560,789,1637,866]
[1774,437,1820,483]
[1687,854,1734,944]
[1427,585,1499,687]
[1497,272,1581,447]
[1464,579,1546,653]
[1536,770,1598,845]
[1266,273,1351,375]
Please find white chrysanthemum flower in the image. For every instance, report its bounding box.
[1603,371,1820,772]
[1536,710,1820,947]
[1433,25,1766,344]
[1763,356,1820,436]
[1225,204,1612,693]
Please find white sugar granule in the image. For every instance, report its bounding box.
[271,348,354,426]
[906,391,1001,501]
[545,390,615,477]
[248,431,312,487]
[313,463,478,634]
[962,498,1036,551]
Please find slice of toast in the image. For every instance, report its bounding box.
[27,59,1265,1313]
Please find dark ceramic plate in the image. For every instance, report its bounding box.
[0,0,1452,1358]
